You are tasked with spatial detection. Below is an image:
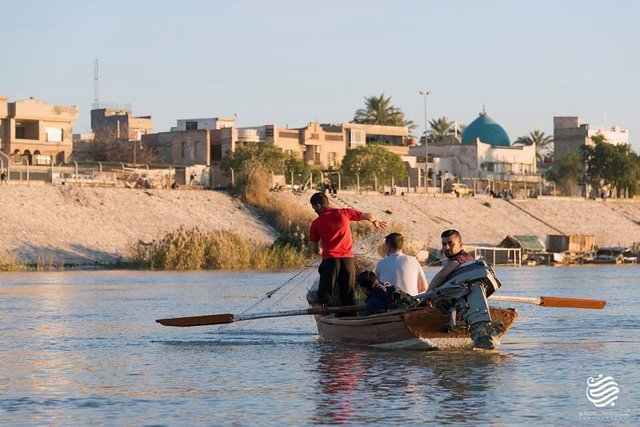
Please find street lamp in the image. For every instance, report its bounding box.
[419,90,430,190]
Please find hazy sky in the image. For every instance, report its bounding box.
[3,0,638,149]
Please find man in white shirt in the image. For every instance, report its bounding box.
[375,233,428,296]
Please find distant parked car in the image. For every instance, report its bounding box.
[445,182,473,196]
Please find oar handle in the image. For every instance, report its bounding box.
[539,296,606,309]
[489,295,606,309]
[156,304,367,327]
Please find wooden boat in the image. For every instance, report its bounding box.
[157,293,602,351]
[314,305,519,351]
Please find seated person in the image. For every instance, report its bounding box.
[375,232,427,296]
[356,270,398,316]
[425,229,500,350]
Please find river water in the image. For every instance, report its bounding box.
[0,266,638,425]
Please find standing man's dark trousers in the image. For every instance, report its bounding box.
[317,257,356,306]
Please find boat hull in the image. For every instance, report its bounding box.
[315,306,519,351]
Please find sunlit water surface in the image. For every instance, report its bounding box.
[0,266,638,425]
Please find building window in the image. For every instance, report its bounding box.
[328,152,336,168]
[15,120,39,140]
[325,134,343,142]
[211,145,222,162]
[279,131,298,139]
[349,129,365,148]
[265,125,274,138]
[181,142,186,158]
[186,121,197,130]
[45,127,63,142]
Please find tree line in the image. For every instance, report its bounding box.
[547,134,640,198]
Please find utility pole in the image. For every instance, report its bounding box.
[419,90,430,190]
[93,58,99,109]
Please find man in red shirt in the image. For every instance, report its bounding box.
[309,192,387,308]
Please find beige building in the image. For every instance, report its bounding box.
[91,108,153,142]
[143,117,237,165]
[554,116,629,162]
[0,96,78,165]
[343,122,410,156]
[143,116,412,186]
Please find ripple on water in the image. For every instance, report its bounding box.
[0,268,638,425]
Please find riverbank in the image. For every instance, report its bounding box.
[2,186,640,267]
[275,191,640,250]
[0,186,277,266]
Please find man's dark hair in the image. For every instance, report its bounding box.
[310,192,329,209]
[441,229,462,241]
[356,270,379,291]
[385,233,404,251]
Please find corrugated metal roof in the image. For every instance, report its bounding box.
[499,235,544,251]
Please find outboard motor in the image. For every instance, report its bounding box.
[431,260,504,349]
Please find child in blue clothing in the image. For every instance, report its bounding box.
[356,270,398,316]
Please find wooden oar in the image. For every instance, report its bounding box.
[156,304,366,327]
[489,295,606,309]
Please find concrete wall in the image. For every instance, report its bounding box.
[171,129,210,165]
[142,131,174,163]
[91,109,152,142]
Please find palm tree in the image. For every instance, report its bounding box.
[352,93,415,133]
[428,117,456,142]
[514,130,554,161]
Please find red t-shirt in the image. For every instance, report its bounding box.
[309,207,363,259]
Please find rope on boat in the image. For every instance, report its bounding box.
[220,230,387,332]
[218,270,314,331]
[516,303,540,325]
[491,298,540,325]
[233,256,321,319]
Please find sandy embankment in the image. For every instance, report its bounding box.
[2,185,640,266]
[276,191,640,249]
[0,185,277,265]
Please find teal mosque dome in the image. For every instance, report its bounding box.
[461,111,511,147]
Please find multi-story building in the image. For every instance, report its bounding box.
[553,116,629,162]
[91,108,153,142]
[0,96,78,165]
[143,117,237,165]
[143,116,412,186]
[343,122,409,155]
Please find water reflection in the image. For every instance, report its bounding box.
[310,345,512,424]
[0,268,637,425]
[312,347,364,424]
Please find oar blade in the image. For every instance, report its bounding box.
[539,296,606,310]
[156,313,235,327]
